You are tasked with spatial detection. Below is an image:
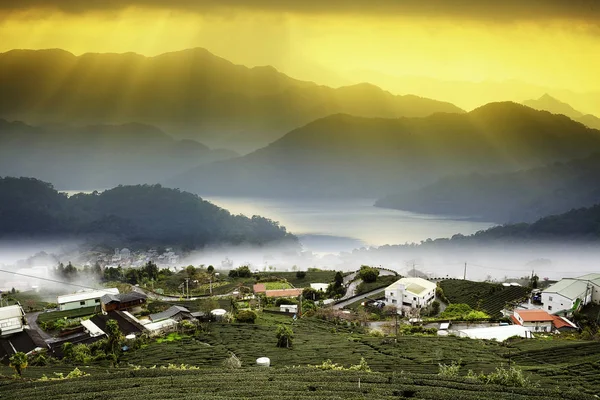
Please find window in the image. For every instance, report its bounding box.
[413,297,416,301]
[80,301,85,306]
[95,299,100,303]
[392,299,397,304]
[549,296,553,301]
[548,305,552,311]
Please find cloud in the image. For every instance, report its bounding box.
[0,0,599,23]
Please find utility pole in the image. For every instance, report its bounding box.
[412,262,416,278]
[185,278,190,299]
[209,278,213,296]
[463,262,467,280]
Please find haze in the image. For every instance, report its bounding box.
[2,1,600,113]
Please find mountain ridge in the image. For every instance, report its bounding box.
[167,102,600,198]
[0,48,464,153]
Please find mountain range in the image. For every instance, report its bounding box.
[375,152,600,224]
[523,94,600,130]
[0,48,463,153]
[167,102,600,198]
[0,119,237,190]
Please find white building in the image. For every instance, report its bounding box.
[279,304,298,313]
[57,288,119,311]
[541,273,600,314]
[0,305,26,336]
[310,283,329,292]
[384,277,437,309]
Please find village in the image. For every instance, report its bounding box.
[1,260,599,372]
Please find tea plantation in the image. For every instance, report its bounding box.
[439,280,530,318]
[0,367,594,400]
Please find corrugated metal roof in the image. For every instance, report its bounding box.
[58,288,119,304]
[543,279,588,300]
[458,325,531,342]
[149,306,190,322]
[0,305,24,320]
[515,309,554,322]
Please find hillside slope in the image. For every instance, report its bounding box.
[0,177,296,248]
[0,119,237,190]
[376,153,600,223]
[168,102,600,198]
[0,48,463,152]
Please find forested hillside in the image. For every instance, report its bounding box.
[0,177,296,248]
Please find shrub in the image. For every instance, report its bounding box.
[359,266,379,283]
[275,325,294,348]
[223,352,243,369]
[296,271,307,279]
[438,360,461,377]
[236,310,257,323]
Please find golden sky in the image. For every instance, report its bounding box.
[1,1,599,109]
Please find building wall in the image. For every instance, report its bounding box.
[521,321,553,332]
[541,293,575,313]
[385,287,435,309]
[59,298,102,311]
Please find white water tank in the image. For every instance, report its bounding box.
[256,357,271,367]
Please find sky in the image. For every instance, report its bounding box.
[0,1,599,109]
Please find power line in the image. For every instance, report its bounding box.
[0,268,109,293]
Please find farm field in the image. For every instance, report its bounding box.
[439,280,530,318]
[0,366,592,400]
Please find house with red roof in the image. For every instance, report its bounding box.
[511,309,554,333]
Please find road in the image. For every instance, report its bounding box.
[339,268,397,301]
[333,287,386,309]
[25,311,52,341]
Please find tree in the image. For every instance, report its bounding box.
[143,261,159,281]
[276,325,294,348]
[207,265,215,274]
[359,266,379,283]
[334,271,344,287]
[302,287,323,301]
[430,300,441,316]
[229,265,252,278]
[530,274,539,289]
[105,319,124,356]
[9,352,28,377]
[296,271,306,279]
[236,310,257,323]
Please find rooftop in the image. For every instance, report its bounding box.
[253,284,266,293]
[101,291,147,304]
[386,277,436,297]
[515,309,554,322]
[58,288,119,304]
[90,310,145,335]
[0,305,25,320]
[551,315,578,330]
[149,306,191,322]
[543,279,589,300]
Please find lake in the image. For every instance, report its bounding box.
[203,196,495,253]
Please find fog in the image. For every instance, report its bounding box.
[2,237,596,296]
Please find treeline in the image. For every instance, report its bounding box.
[0,177,297,248]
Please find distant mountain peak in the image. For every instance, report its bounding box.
[523,94,583,120]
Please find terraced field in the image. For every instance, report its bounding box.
[439,280,530,318]
[0,367,593,400]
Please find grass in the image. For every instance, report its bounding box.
[355,275,398,295]
[439,280,530,318]
[37,306,100,323]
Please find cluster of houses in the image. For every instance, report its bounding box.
[380,274,600,341]
[93,247,180,269]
